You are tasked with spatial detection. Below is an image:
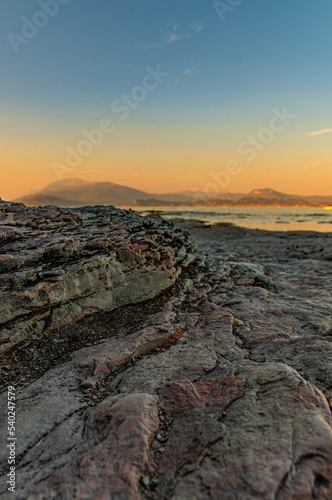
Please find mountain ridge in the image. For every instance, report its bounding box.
[12,178,332,207]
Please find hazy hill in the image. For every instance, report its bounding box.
[16,179,151,206]
[304,195,332,204]
[15,179,194,206]
[13,179,332,207]
[39,178,94,192]
[174,190,244,201]
[246,189,332,204]
[235,196,312,207]
[247,188,293,199]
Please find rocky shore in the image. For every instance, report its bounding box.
[0,201,196,353]
[0,202,331,499]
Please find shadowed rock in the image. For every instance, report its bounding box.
[0,201,196,353]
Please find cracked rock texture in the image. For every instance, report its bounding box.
[0,201,196,353]
[0,210,332,499]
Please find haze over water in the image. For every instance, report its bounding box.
[136,207,332,232]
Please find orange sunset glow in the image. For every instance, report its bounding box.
[2,115,332,200]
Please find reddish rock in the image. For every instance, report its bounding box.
[159,376,244,417]
[30,394,159,500]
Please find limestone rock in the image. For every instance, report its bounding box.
[0,201,196,352]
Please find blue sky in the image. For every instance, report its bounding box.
[1,0,332,197]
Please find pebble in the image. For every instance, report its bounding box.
[142,476,150,487]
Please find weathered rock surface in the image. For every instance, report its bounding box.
[0,201,196,353]
[0,214,332,499]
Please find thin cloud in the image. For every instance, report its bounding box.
[140,23,202,50]
[183,68,194,75]
[308,128,332,136]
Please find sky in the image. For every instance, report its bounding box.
[0,0,332,199]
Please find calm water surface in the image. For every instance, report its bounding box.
[133,207,332,232]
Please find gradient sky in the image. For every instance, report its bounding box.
[1,0,332,199]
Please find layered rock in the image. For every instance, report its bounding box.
[0,201,196,353]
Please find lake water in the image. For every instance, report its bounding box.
[133,207,332,232]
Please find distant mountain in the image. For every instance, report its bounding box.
[235,196,312,207]
[16,179,151,207]
[39,178,94,192]
[13,179,331,208]
[245,189,332,204]
[303,195,332,204]
[131,187,326,208]
[246,188,293,200]
[148,193,192,203]
[173,190,244,201]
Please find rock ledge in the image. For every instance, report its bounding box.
[0,201,196,353]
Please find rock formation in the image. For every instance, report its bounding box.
[0,201,196,353]
[0,203,331,499]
